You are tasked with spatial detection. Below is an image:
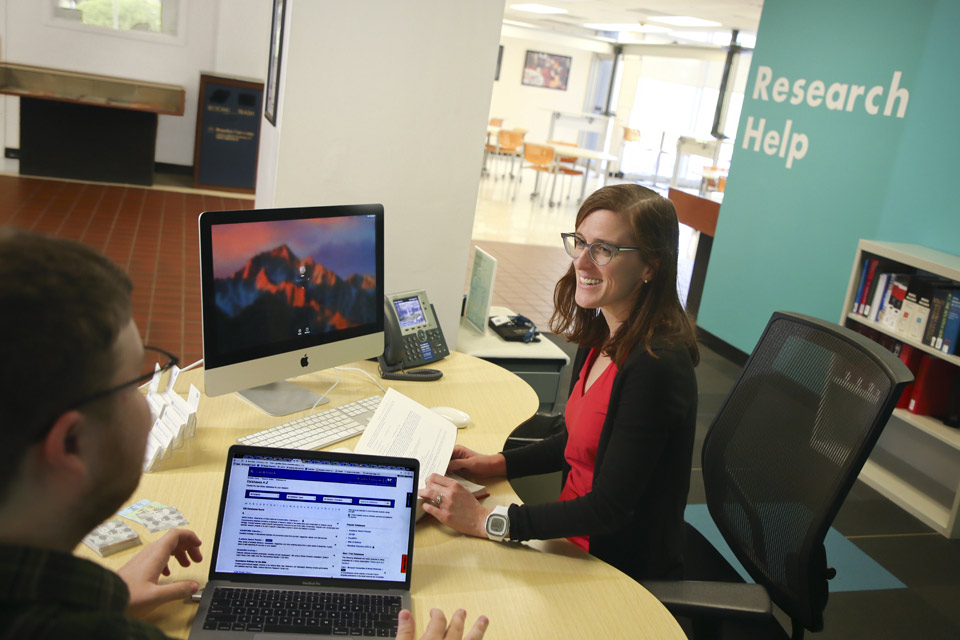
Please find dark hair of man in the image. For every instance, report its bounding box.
[0,229,133,501]
[550,184,700,367]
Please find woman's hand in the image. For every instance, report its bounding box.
[447,445,506,478]
[396,608,489,640]
[116,528,203,619]
[419,473,491,538]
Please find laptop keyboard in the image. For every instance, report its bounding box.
[202,587,401,636]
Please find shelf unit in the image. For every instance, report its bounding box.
[841,240,960,537]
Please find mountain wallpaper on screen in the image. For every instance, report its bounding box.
[214,244,377,352]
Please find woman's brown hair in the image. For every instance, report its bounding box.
[549,184,699,367]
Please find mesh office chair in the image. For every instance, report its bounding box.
[645,312,913,640]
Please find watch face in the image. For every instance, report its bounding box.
[487,515,507,536]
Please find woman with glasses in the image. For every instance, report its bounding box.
[419,183,699,582]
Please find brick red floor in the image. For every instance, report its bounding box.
[0,175,253,366]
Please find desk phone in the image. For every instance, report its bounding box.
[379,290,448,381]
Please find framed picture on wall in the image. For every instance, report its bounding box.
[264,0,287,125]
[495,45,503,81]
[522,50,571,91]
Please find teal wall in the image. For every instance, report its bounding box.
[698,0,957,354]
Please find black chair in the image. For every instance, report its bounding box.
[644,312,914,640]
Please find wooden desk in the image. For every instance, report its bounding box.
[76,352,683,639]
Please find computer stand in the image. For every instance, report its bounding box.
[236,380,329,416]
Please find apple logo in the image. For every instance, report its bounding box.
[300,354,309,368]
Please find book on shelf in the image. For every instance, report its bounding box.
[880,276,909,331]
[945,374,960,429]
[924,289,951,347]
[858,258,881,315]
[867,273,891,321]
[852,258,871,315]
[907,354,957,417]
[934,291,957,351]
[895,343,923,409]
[941,293,960,355]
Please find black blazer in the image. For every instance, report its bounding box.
[501,341,698,580]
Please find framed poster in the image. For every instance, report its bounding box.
[264,0,286,125]
[522,50,571,91]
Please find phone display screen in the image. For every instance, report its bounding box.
[393,296,426,329]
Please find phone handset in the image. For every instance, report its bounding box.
[378,290,449,382]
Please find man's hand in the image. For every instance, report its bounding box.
[396,608,489,640]
[116,528,203,618]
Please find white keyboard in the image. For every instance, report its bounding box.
[237,395,383,451]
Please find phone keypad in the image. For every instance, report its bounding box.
[402,329,448,366]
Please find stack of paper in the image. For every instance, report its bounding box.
[143,364,201,472]
[82,519,141,557]
[354,388,457,491]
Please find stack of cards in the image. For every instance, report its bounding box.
[143,363,201,473]
[82,519,142,557]
[119,499,190,532]
[138,506,191,532]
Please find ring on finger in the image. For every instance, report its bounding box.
[435,493,443,507]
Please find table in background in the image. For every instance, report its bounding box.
[76,352,683,639]
[0,62,184,185]
[457,307,570,413]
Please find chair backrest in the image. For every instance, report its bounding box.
[623,126,642,142]
[489,117,503,127]
[498,129,525,151]
[702,312,913,632]
[523,143,554,167]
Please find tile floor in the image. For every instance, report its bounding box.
[0,174,253,366]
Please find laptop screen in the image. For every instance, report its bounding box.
[211,448,417,588]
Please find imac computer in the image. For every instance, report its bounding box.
[198,204,384,416]
[463,246,497,333]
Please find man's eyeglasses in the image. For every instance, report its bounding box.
[34,346,178,440]
[561,232,641,267]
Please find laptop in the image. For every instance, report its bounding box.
[188,445,419,639]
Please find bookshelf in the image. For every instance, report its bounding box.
[842,240,960,537]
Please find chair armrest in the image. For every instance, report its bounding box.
[642,580,773,621]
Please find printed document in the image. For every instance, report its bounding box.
[355,388,456,490]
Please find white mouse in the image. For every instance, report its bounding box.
[431,406,471,428]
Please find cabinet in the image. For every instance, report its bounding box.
[841,240,960,537]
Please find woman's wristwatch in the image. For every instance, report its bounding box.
[485,505,510,542]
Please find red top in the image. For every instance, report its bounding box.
[558,348,618,551]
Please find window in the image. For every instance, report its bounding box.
[53,0,180,37]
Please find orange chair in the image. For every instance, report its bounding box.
[489,117,504,127]
[513,143,556,203]
[484,128,525,180]
[546,140,583,206]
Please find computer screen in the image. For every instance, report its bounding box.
[198,204,384,415]
[464,246,497,333]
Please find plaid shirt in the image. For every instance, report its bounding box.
[0,544,174,640]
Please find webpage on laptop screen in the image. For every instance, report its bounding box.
[215,454,415,582]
